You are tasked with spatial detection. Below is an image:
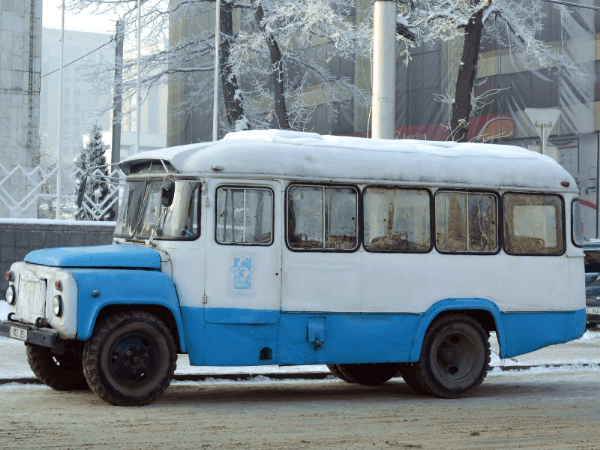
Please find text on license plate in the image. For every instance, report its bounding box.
[9,326,27,341]
[587,307,600,316]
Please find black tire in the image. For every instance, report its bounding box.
[334,363,400,386]
[409,314,490,399]
[26,344,89,391]
[326,364,354,383]
[397,362,430,395]
[83,310,177,406]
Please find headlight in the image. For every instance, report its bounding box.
[6,285,16,306]
[53,295,63,317]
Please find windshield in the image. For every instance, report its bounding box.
[114,179,200,240]
[114,181,146,238]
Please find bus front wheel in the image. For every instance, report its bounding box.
[26,343,89,391]
[83,310,177,406]
[404,314,490,399]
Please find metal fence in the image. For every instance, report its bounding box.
[0,162,124,220]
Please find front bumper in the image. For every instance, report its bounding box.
[587,313,600,325]
[0,320,63,349]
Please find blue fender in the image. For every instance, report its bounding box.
[66,268,187,353]
[408,298,506,362]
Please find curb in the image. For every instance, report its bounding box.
[1,364,597,386]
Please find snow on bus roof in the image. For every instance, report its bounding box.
[120,130,575,191]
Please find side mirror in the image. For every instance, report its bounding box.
[76,176,87,208]
[161,180,176,207]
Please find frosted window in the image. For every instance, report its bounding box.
[288,185,357,250]
[504,193,563,255]
[216,187,273,245]
[436,192,497,253]
[364,188,431,252]
[572,200,584,247]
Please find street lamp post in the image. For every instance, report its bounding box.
[56,0,66,219]
[371,0,396,140]
[212,0,221,142]
[136,0,142,154]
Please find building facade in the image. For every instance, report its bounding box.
[118,38,168,160]
[40,27,113,165]
[166,1,600,238]
[0,0,42,217]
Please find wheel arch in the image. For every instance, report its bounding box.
[408,298,506,362]
[93,304,184,353]
[67,268,187,353]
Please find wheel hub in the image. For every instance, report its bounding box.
[434,332,476,383]
[109,334,158,387]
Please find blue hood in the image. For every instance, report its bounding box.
[25,244,162,269]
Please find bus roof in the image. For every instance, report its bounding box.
[120,130,576,192]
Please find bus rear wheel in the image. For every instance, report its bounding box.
[397,362,429,395]
[409,314,490,399]
[334,363,400,386]
[83,310,177,406]
[326,364,354,383]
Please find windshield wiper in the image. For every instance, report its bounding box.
[148,207,168,246]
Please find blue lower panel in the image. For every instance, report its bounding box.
[277,313,422,365]
[179,306,586,366]
[501,309,586,359]
[180,306,279,366]
[179,306,204,366]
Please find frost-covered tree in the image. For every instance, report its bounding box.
[229,0,371,130]
[70,0,373,135]
[76,124,117,221]
[403,0,585,142]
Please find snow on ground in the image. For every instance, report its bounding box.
[0,300,8,321]
[488,363,600,377]
[0,218,116,227]
[1,326,599,380]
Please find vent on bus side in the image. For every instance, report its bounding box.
[259,347,272,361]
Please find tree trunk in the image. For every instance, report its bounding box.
[252,0,290,130]
[220,2,249,130]
[449,1,487,142]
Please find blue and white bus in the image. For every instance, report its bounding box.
[0,130,586,405]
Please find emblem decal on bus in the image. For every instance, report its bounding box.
[231,257,253,290]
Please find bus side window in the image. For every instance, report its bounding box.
[363,187,431,252]
[288,185,358,250]
[504,193,564,255]
[435,191,498,253]
[216,187,273,245]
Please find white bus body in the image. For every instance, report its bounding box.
[2,130,586,404]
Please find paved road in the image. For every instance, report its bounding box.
[2,367,600,449]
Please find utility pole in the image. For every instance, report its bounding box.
[56,0,65,219]
[212,0,221,142]
[112,20,124,166]
[597,136,599,238]
[136,0,142,153]
[371,0,397,139]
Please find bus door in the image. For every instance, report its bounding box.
[202,179,282,364]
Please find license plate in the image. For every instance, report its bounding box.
[587,307,600,316]
[9,326,27,341]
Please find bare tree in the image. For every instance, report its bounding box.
[405,0,585,142]
[71,0,372,136]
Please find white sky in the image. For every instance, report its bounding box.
[43,0,119,34]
